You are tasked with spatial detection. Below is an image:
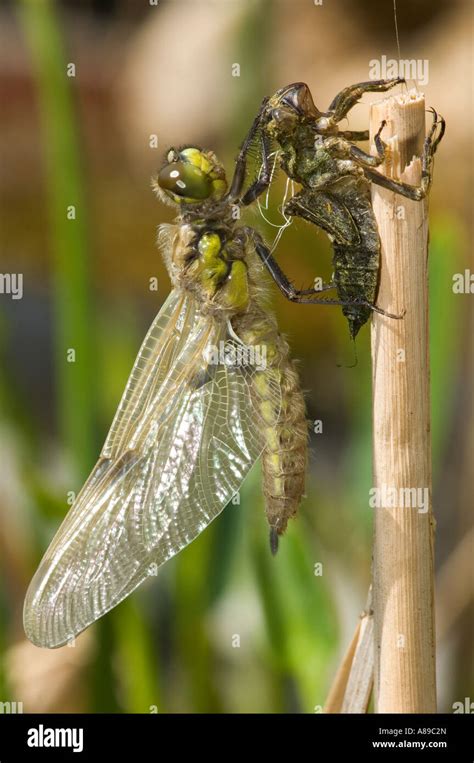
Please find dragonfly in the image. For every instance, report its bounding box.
[23,147,308,649]
[230,78,445,338]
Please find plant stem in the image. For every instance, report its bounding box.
[370,92,436,712]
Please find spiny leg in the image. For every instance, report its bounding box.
[350,120,388,167]
[327,78,404,122]
[428,108,446,153]
[365,109,445,200]
[227,96,269,200]
[292,279,337,296]
[247,228,402,318]
[241,131,273,205]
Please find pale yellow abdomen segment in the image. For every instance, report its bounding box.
[235,312,307,538]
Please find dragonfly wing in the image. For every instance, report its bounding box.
[24,291,280,648]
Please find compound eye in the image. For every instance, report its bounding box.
[157,161,212,200]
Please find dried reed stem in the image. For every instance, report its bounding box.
[370,91,436,712]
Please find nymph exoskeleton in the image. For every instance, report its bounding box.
[230,78,445,338]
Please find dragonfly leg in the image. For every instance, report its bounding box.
[349,120,387,167]
[327,78,404,122]
[364,109,445,200]
[227,97,269,200]
[241,131,273,205]
[246,228,402,316]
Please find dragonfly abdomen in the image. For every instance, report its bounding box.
[236,310,307,541]
[261,353,307,538]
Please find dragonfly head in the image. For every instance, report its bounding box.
[267,82,325,136]
[155,147,227,206]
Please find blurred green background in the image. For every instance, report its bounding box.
[0,0,472,713]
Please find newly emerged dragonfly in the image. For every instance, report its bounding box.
[231,78,445,338]
[24,147,307,649]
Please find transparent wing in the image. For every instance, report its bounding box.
[24,290,281,648]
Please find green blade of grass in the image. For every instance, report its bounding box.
[112,599,161,714]
[18,0,96,477]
